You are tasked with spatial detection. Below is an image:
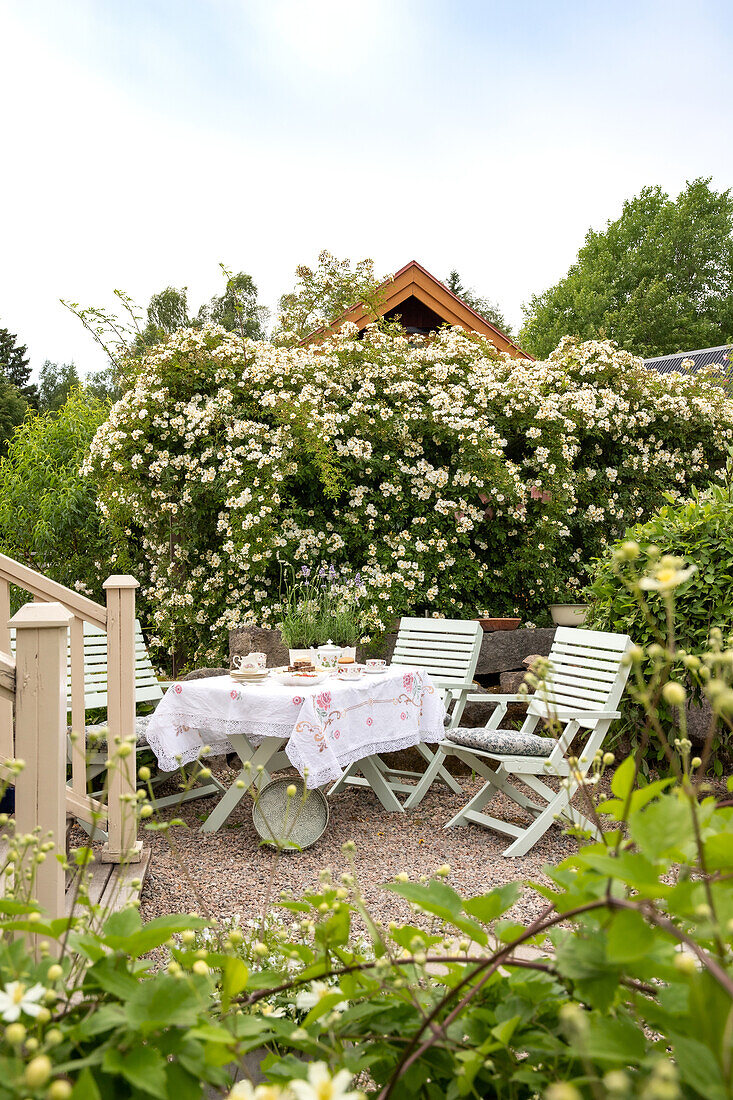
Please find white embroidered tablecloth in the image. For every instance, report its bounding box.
[145,668,445,788]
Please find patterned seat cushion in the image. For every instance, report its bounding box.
[74,715,152,748]
[447,727,554,757]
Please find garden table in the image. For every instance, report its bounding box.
[145,668,446,830]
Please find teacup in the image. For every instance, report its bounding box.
[233,652,266,670]
[337,664,362,680]
[365,659,386,670]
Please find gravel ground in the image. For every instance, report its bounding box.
[137,755,580,932]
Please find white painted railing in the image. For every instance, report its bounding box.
[0,553,141,867]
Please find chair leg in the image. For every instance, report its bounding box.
[445,766,504,829]
[501,790,572,857]
[415,743,463,795]
[403,745,451,809]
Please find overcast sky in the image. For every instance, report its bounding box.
[1,0,732,377]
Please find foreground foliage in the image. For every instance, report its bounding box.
[1,563,732,1099]
[0,760,731,1099]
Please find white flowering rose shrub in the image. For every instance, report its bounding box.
[83,325,733,664]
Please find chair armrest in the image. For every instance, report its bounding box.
[465,693,527,704]
[550,708,621,721]
[432,679,478,694]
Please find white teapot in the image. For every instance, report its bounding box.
[316,640,342,669]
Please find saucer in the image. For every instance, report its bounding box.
[230,669,269,682]
[363,666,388,675]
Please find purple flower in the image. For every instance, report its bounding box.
[318,565,327,579]
[354,572,362,587]
[300,565,311,578]
[328,564,337,579]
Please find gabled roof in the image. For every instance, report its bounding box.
[644,344,732,376]
[305,260,532,359]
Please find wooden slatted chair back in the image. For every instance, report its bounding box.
[12,619,163,713]
[521,626,632,765]
[391,617,483,690]
[74,620,164,711]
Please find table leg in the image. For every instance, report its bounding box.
[200,735,286,833]
[359,756,405,813]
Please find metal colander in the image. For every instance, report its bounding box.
[252,776,329,851]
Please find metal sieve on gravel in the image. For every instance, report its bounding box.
[252,776,329,851]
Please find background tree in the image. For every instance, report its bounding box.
[275,250,386,344]
[0,380,27,454]
[0,389,113,598]
[0,323,37,405]
[520,178,733,358]
[444,270,514,338]
[136,286,191,350]
[197,269,268,339]
[37,360,81,414]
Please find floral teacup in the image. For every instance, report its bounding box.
[337,664,362,680]
[233,652,266,670]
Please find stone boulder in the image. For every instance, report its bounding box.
[181,667,230,681]
[229,627,289,668]
[476,627,555,676]
[685,696,715,746]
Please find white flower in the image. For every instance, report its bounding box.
[228,1082,289,1100]
[0,981,46,1021]
[295,980,347,1013]
[639,557,697,592]
[290,1063,362,1100]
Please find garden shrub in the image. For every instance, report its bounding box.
[82,326,733,664]
[585,477,733,767]
[0,390,115,600]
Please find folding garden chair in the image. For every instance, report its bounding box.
[405,626,633,855]
[329,617,483,811]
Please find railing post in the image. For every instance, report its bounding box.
[101,575,142,864]
[0,578,12,763]
[10,602,73,928]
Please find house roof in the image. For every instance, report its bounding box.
[644,344,732,377]
[304,260,532,360]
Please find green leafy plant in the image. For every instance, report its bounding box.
[585,466,733,767]
[0,389,115,601]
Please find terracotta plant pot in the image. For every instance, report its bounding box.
[549,604,588,627]
[475,617,521,632]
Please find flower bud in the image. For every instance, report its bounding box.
[24,1055,52,1089]
[5,1022,25,1045]
[662,681,686,707]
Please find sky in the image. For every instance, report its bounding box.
[1,0,732,378]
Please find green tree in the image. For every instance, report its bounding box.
[37,360,81,414]
[0,323,37,405]
[136,286,191,350]
[275,250,386,344]
[444,269,514,338]
[0,389,111,598]
[521,178,733,358]
[197,269,267,339]
[0,379,27,453]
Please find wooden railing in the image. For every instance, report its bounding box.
[0,553,141,866]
